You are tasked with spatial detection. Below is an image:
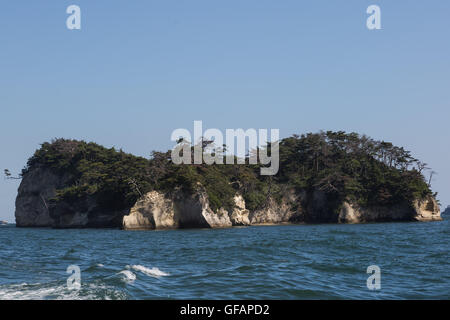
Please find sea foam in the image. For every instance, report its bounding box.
[118,270,136,282]
[126,265,170,277]
[0,282,126,300]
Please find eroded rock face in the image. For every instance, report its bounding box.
[303,190,341,223]
[16,166,127,228]
[123,189,234,230]
[412,196,442,222]
[15,166,67,227]
[338,195,442,223]
[123,189,302,230]
[230,195,250,226]
[123,191,177,230]
[173,189,232,228]
[124,191,241,230]
[250,190,302,225]
[337,202,361,224]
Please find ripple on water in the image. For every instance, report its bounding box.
[0,219,448,299]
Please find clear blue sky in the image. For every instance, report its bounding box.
[1,1,449,222]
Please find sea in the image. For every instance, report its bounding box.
[0,216,448,300]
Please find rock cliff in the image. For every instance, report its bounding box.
[337,195,441,223]
[122,190,441,230]
[15,165,126,228]
[15,165,68,227]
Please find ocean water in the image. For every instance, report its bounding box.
[0,217,448,300]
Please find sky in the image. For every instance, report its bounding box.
[0,1,449,222]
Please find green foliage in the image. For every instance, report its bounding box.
[25,139,152,211]
[277,131,432,206]
[24,132,433,216]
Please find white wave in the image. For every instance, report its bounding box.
[118,270,136,282]
[0,282,126,300]
[0,283,56,300]
[126,265,169,277]
[96,264,104,267]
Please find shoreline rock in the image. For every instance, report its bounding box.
[122,189,442,230]
[338,195,441,224]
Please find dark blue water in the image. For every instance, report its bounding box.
[0,217,449,299]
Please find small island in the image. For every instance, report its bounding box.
[14,131,441,229]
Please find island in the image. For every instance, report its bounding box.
[14,131,441,229]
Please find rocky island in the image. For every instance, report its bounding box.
[441,205,450,215]
[14,132,441,229]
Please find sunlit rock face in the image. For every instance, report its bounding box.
[338,195,441,224]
